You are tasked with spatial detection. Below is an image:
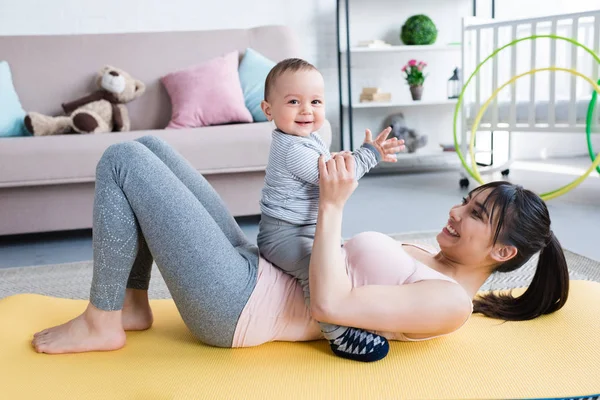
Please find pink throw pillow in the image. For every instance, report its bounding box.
[161,51,253,128]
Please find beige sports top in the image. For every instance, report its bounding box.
[232,231,473,347]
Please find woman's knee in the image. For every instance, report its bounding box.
[193,332,232,348]
[97,141,148,173]
[135,135,165,150]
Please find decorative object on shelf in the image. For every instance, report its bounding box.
[409,86,423,101]
[400,15,438,45]
[440,143,456,152]
[359,87,392,103]
[383,112,428,153]
[447,67,460,99]
[402,60,427,101]
[357,39,391,48]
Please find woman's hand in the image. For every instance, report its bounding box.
[318,152,358,209]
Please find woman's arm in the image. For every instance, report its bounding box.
[308,154,356,318]
[309,154,471,336]
[308,200,352,316]
[314,279,471,335]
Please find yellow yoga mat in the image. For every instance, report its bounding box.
[1,280,599,399]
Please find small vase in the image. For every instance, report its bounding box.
[410,85,423,101]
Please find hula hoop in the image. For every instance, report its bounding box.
[586,83,600,174]
[453,34,600,180]
[469,67,600,201]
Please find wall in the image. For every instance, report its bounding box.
[0,0,342,148]
[1,0,597,158]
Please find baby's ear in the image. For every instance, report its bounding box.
[261,100,272,121]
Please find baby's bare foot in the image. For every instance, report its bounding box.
[32,304,125,354]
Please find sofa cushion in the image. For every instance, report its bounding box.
[238,48,276,122]
[0,122,269,187]
[0,120,331,188]
[0,61,30,138]
[161,51,253,129]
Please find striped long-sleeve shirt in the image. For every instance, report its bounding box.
[260,129,381,224]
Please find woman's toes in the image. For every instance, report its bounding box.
[34,330,47,338]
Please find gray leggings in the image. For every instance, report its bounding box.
[90,135,258,348]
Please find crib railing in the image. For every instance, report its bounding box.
[461,10,600,135]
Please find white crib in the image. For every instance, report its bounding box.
[458,10,600,188]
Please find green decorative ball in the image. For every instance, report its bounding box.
[400,15,438,45]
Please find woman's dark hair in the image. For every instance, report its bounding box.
[470,181,569,321]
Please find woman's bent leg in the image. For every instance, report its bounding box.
[124,135,255,330]
[124,135,257,307]
[92,141,258,345]
[33,141,258,354]
[134,135,252,251]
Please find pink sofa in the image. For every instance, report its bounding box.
[0,26,332,236]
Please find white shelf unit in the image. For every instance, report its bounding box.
[376,149,463,172]
[343,44,461,53]
[345,98,462,172]
[336,0,472,173]
[344,99,458,108]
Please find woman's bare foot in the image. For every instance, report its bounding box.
[31,303,126,354]
[122,289,153,331]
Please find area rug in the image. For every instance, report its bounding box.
[1,231,599,300]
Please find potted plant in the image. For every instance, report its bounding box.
[400,15,438,45]
[402,59,427,100]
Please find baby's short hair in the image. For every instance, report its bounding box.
[264,58,318,102]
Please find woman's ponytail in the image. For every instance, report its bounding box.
[473,232,569,321]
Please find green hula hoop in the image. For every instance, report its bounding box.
[469,67,600,201]
[453,34,600,180]
[587,83,600,175]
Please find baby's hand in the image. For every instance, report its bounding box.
[363,127,405,163]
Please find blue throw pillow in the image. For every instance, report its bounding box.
[238,48,276,122]
[0,61,29,137]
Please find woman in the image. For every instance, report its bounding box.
[31,136,569,359]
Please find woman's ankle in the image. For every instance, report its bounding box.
[84,302,123,330]
[124,288,150,306]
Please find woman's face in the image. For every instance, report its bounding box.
[436,189,500,267]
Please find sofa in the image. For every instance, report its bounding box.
[0,25,332,236]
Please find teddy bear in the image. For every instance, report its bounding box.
[24,66,145,136]
[382,112,428,153]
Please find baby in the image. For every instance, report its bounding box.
[257,58,403,362]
